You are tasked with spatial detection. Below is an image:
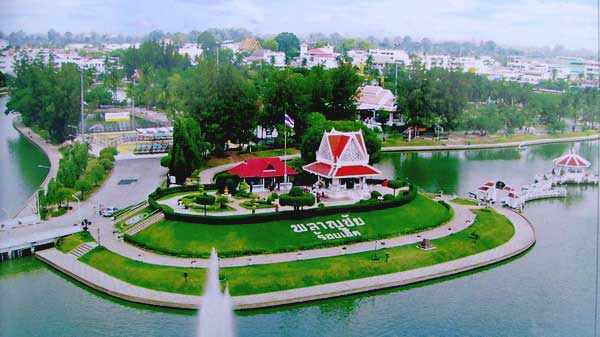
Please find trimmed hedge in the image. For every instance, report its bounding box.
[148,183,418,225]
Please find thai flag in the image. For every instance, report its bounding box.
[284,114,295,129]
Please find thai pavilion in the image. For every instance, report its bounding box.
[303,129,381,199]
[551,151,598,184]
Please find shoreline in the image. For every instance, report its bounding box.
[35,206,535,310]
[10,114,61,219]
[381,133,599,152]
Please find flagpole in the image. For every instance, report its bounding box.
[284,120,287,189]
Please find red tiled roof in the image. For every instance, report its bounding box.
[327,135,350,161]
[303,162,333,176]
[227,157,297,178]
[334,165,380,177]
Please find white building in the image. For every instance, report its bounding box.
[179,43,203,63]
[355,85,403,127]
[0,40,9,50]
[299,43,339,69]
[245,49,286,67]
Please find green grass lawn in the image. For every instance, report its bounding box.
[114,207,153,232]
[383,136,442,147]
[468,130,597,145]
[450,198,479,206]
[130,194,451,258]
[57,232,95,253]
[80,208,513,296]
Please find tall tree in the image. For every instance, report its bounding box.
[327,60,361,120]
[275,32,300,59]
[169,116,210,184]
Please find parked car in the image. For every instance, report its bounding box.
[101,207,119,217]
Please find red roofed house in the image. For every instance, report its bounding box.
[303,129,381,199]
[227,157,297,192]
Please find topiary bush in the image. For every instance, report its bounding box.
[371,190,382,199]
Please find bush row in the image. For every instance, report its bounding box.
[147,183,419,225]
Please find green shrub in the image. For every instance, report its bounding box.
[214,173,240,194]
[371,190,382,199]
[99,158,114,171]
[160,155,171,168]
[383,194,395,201]
[100,146,118,157]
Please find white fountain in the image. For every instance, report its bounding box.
[197,248,235,337]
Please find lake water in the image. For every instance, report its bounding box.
[1,114,598,337]
[0,96,49,219]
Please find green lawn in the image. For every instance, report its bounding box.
[80,208,513,296]
[468,130,597,145]
[383,136,442,147]
[57,232,95,253]
[130,194,451,258]
[450,198,479,206]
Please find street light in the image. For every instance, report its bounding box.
[71,194,81,223]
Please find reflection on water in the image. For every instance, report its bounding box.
[0,141,598,337]
[0,97,49,219]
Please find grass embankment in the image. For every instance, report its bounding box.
[130,194,451,258]
[466,130,597,145]
[383,136,442,147]
[382,130,597,148]
[80,208,514,296]
[56,232,95,253]
[450,198,479,206]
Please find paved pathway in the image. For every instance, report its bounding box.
[36,205,535,310]
[1,158,167,252]
[90,196,475,268]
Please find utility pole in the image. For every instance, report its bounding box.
[395,62,398,96]
[217,42,220,66]
[80,70,84,141]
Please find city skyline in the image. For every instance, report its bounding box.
[0,0,598,51]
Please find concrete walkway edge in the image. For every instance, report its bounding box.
[35,206,535,310]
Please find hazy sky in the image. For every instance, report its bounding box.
[1,0,598,50]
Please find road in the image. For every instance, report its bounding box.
[1,158,167,247]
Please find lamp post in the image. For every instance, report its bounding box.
[71,194,81,223]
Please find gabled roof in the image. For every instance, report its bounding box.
[303,129,381,179]
[227,157,297,178]
[316,129,369,165]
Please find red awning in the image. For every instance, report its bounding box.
[227,157,297,178]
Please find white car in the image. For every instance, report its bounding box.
[101,207,119,217]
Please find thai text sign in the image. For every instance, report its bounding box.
[290,214,365,240]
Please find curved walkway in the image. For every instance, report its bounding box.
[36,205,535,310]
[96,196,472,268]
